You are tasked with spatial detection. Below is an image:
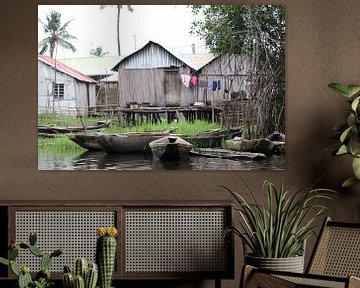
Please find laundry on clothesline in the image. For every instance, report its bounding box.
[190,76,198,86]
[180,74,192,87]
[207,80,222,91]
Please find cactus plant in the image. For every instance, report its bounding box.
[63,272,74,288]
[85,262,98,288]
[62,259,98,288]
[96,227,118,288]
[0,232,63,288]
[74,258,88,280]
[18,267,32,288]
[73,275,85,288]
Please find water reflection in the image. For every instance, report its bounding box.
[38,150,284,171]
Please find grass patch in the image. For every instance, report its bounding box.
[38,113,105,127]
[38,115,222,151]
[104,120,220,136]
[38,135,85,151]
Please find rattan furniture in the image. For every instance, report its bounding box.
[0,201,234,288]
[241,217,360,288]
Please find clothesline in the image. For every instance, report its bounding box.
[180,74,222,91]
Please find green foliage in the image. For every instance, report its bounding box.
[328,83,360,187]
[33,278,54,288]
[38,10,77,58]
[190,5,285,137]
[191,5,285,56]
[90,46,109,57]
[0,233,63,288]
[222,177,335,258]
[38,118,221,151]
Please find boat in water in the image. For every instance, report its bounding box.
[68,133,104,151]
[97,131,171,153]
[182,127,242,148]
[38,119,111,134]
[189,148,265,160]
[149,136,193,161]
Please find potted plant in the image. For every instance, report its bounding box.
[221,178,335,273]
[0,232,63,288]
[328,83,360,187]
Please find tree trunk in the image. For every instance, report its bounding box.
[117,5,121,56]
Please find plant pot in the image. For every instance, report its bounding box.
[245,254,305,273]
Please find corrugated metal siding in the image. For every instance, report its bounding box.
[198,54,252,103]
[38,61,96,116]
[200,54,249,76]
[117,68,193,107]
[118,43,184,69]
[118,69,166,107]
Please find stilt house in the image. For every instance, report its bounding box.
[111,41,215,108]
[38,55,97,116]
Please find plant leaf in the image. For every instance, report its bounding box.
[352,157,360,180]
[0,257,9,266]
[351,96,360,111]
[336,145,348,155]
[342,177,360,188]
[328,83,352,98]
[347,114,356,128]
[348,135,360,156]
[340,127,353,143]
[347,85,360,97]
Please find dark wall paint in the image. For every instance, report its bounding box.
[0,1,359,287]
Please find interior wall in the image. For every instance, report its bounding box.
[0,1,359,287]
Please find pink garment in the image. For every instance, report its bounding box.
[181,74,191,87]
[190,76,198,86]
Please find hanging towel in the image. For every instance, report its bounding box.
[181,74,191,87]
[190,76,198,86]
[208,82,213,90]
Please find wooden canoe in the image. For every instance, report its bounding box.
[149,136,193,161]
[68,133,103,151]
[182,127,242,148]
[97,132,171,153]
[189,148,266,160]
[38,120,111,134]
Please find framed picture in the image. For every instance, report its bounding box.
[38,5,285,171]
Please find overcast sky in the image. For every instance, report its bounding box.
[38,5,209,59]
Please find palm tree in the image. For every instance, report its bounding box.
[38,10,77,58]
[90,46,109,57]
[100,5,134,56]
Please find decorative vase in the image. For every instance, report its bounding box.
[245,254,305,273]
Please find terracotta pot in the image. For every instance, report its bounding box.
[245,254,305,273]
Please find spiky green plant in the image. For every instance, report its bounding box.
[221,178,335,258]
[96,227,118,288]
[62,259,98,288]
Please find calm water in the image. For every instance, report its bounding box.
[38,150,285,170]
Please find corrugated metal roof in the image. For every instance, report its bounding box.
[99,73,118,82]
[179,53,217,71]
[38,55,97,83]
[112,41,215,71]
[58,56,124,77]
